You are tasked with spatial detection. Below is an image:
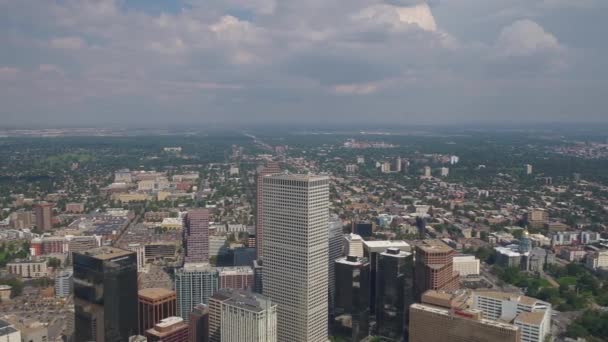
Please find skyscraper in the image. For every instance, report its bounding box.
[175,263,218,321]
[34,202,53,231]
[333,256,370,342]
[255,161,281,260]
[262,174,330,342]
[376,248,414,341]
[74,247,138,342]
[414,240,459,301]
[183,209,210,263]
[138,288,177,334]
[328,214,344,314]
[209,289,277,342]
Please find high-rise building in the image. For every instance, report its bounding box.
[188,304,209,342]
[55,268,73,298]
[262,174,330,342]
[328,215,344,314]
[175,263,218,321]
[145,316,189,342]
[252,260,263,294]
[209,289,277,342]
[344,233,364,258]
[333,256,370,342]
[34,202,53,231]
[138,288,177,334]
[255,161,281,260]
[414,240,459,301]
[473,291,551,342]
[217,266,254,290]
[183,209,210,263]
[376,248,414,341]
[74,247,138,342]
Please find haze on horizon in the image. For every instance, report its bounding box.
[0,0,607,127]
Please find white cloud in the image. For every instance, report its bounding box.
[354,3,437,32]
[496,19,561,57]
[50,36,86,50]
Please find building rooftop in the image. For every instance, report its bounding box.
[216,266,254,275]
[362,240,410,251]
[78,246,133,260]
[417,239,453,253]
[138,288,176,301]
[335,256,369,266]
[474,291,542,307]
[410,304,519,331]
[181,262,214,272]
[515,311,546,326]
[264,173,329,182]
[212,289,275,313]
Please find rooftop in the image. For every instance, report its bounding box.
[363,240,410,250]
[515,311,546,326]
[474,291,542,307]
[417,239,453,253]
[264,173,329,182]
[138,288,176,301]
[213,289,275,313]
[78,246,133,260]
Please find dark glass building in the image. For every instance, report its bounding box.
[189,304,209,342]
[352,222,374,238]
[333,256,370,342]
[376,248,414,342]
[74,247,138,342]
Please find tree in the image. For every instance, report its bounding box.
[47,257,61,268]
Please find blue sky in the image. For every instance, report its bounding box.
[0,0,607,127]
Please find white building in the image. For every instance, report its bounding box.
[473,291,551,342]
[525,164,533,175]
[362,240,411,254]
[262,174,330,342]
[450,156,459,165]
[423,166,432,178]
[356,156,365,164]
[343,233,364,258]
[585,250,608,270]
[345,164,357,173]
[0,319,21,342]
[55,268,73,298]
[213,289,277,342]
[440,167,449,177]
[452,255,480,276]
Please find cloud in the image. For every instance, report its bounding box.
[49,36,86,50]
[354,3,437,32]
[496,19,561,57]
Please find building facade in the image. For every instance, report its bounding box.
[55,268,73,298]
[217,266,254,290]
[183,209,210,263]
[188,304,209,342]
[414,240,460,301]
[145,317,189,342]
[255,161,281,260]
[175,263,218,321]
[34,202,53,231]
[74,247,138,342]
[7,259,48,278]
[138,288,177,334]
[333,256,370,342]
[328,215,344,314]
[452,255,480,277]
[262,174,330,342]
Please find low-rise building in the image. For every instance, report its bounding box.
[452,255,480,276]
[0,319,21,342]
[7,259,48,278]
[145,316,188,342]
[585,250,608,270]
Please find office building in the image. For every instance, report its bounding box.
[9,210,34,229]
[255,161,281,260]
[344,233,364,258]
[34,202,53,231]
[525,164,533,175]
[414,240,459,300]
[55,268,73,298]
[0,319,21,342]
[66,202,85,213]
[74,247,138,342]
[175,263,218,321]
[183,209,210,263]
[138,288,177,334]
[376,248,414,341]
[452,255,480,277]
[352,221,374,238]
[145,317,188,342]
[217,266,254,290]
[495,247,524,269]
[262,174,330,342]
[188,304,209,342]
[209,289,277,342]
[409,303,520,342]
[333,256,370,342]
[252,259,264,294]
[473,291,551,342]
[440,167,449,177]
[423,166,432,178]
[328,215,344,313]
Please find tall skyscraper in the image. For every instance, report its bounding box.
[34,202,53,231]
[376,248,414,341]
[333,256,370,342]
[138,288,177,334]
[189,304,209,342]
[183,209,210,263]
[255,161,281,260]
[209,289,277,342]
[74,247,138,342]
[414,240,459,301]
[328,214,344,314]
[262,174,330,342]
[175,263,218,321]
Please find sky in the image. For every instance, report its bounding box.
[0,0,607,127]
